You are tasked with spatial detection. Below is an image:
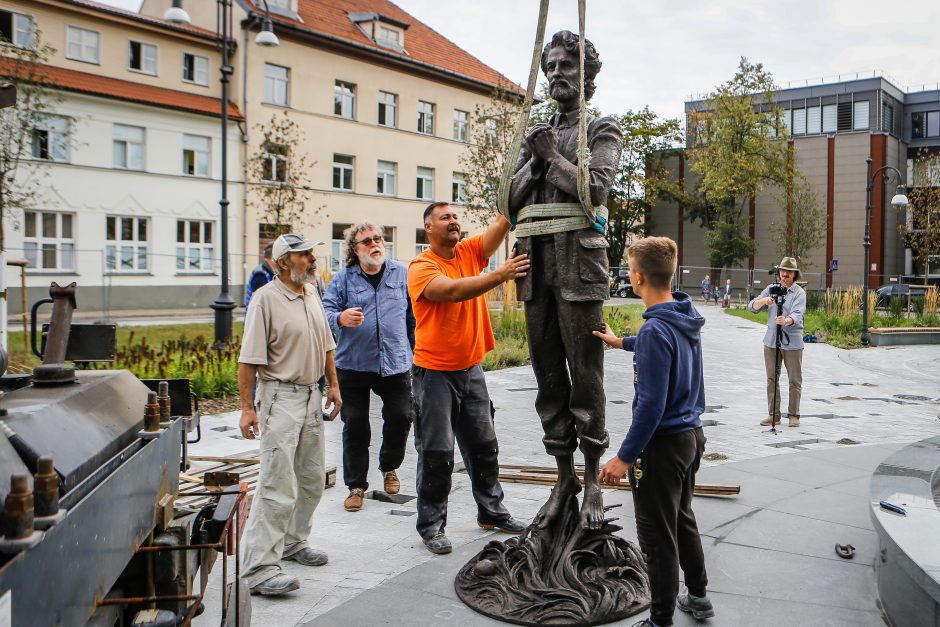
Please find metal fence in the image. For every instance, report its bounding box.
[675,266,827,307]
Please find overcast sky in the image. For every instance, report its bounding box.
[106,0,940,125]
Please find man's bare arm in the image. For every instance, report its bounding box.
[481,213,513,259]
[324,350,341,421]
[238,363,259,439]
[421,254,529,303]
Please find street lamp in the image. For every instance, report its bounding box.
[862,157,909,346]
[164,0,279,345]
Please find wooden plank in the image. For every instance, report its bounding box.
[188,455,260,464]
[497,469,740,497]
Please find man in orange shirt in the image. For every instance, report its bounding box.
[408,201,530,555]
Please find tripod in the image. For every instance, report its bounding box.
[765,291,788,434]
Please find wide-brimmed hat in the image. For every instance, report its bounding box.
[272,233,324,260]
[778,257,800,278]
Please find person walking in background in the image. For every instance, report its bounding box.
[245,243,277,307]
[700,274,710,305]
[722,278,732,308]
[322,222,415,513]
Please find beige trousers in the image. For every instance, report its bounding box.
[242,380,325,587]
[763,346,803,421]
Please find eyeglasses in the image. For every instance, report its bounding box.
[355,235,384,246]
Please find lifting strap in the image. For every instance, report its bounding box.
[496,0,600,236]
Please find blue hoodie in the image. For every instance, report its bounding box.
[617,292,706,464]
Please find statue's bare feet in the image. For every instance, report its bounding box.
[532,475,581,529]
[579,481,605,530]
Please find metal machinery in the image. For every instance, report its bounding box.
[0,283,250,626]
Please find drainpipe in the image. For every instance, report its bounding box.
[241,18,251,303]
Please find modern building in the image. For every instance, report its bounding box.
[1,0,244,314]
[653,75,940,290]
[139,0,521,280]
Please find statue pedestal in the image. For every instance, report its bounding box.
[455,495,650,626]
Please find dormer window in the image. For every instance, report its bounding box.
[376,25,401,48]
[348,12,409,52]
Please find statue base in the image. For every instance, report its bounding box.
[455,495,650,626]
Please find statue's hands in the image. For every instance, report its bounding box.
[525,123,558,161]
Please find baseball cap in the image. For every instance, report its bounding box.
[272,233,323,260]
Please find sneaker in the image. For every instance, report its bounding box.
[284,547,328,566]
[344,488,364,512]
[478,516,527,534]
[250,573,299,596]
[677,591,715,619]
[422,531,452,555]
[788,417,800,428]
[383,470,400,495]
[631,620,662,627]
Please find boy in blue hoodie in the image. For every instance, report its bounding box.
[595,237,712,627]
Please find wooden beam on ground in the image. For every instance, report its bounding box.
[498,465,740,497]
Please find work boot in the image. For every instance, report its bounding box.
[284,547,328,566]
[677,591,715,619]
[250,573,299,596]
[383,470,400,495]
[788,416,800,428]
[344,487,364,512]
[422,531,452,555]
[478,516,527,534]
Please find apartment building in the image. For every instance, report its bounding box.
[654,75,940,289]
[139,0,520,279]
[1,0,245,313]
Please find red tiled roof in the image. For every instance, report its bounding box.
[253,0,522,94]
[0,57,242,120]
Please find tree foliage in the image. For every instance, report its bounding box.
[246,111,319,238]
[900,150,940,280]
[770,150,826,266]
[684,57,789,274]
[0,32,64,250]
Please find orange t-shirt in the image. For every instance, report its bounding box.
[408,235,495,370]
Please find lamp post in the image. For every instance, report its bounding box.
[862,157,908,346]
[164,0,279,345]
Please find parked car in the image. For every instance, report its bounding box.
[874,283,930,309]
[610,268,634,298]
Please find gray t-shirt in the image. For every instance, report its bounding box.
[748,283,806,350]
[239,278,336,385]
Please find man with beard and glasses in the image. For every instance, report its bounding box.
[237,232,343,597]
[407,201,530,555]
[322,222,416,513]
[508,30,623,532]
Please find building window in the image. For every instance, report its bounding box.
[0,10,35,48]
[182,134,210,177]
[853,101,870,131]
[334,80,356,119]
[912,112,925,139]
[416,166,433,200]
[182,53,208,85]
[263,63,289,106]
[128,40,157,75]
[113,124,145,170]
[106,216,148,272]
[378,91,397,128]
[376,25,401,48]
[882,102,895,133]
[66,26,100,64]
[331,222,352,273]
[453,110,469,142]
[791,108,806,135]
[333,154,354,191]
[383,226,395,259]
[418,101,434,135]
[24,211,74,271]
[377,160,397,196]
[262,142,288,182]
[822,104,837,134]
[31,114,70,162]
[452,172,467,204]
[176,220,213,272]
[928,112,940,138]
[805,106,821,135]
[415,228,429,256]
[484,119,498,146]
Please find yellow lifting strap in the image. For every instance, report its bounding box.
[496,0,596,231]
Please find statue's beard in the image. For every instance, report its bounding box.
[289,264,317,287]
[550,80,579,103]
[358,249,386,272]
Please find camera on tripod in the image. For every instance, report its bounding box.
[767,267,787,303]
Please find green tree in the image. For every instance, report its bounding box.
[685,57,789,278]
[246,111,319,239]
[0,32,64,251]
[770,149,826,266]
[900,150,940,280]
[607,108,683,268]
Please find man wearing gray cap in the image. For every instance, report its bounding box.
[238,232,343,596]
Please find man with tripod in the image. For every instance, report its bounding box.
[748,257,806,428]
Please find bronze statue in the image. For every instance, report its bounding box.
[509,30,623,531]
[454,31,649,626]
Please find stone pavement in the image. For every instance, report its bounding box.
[191,303,940,626]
